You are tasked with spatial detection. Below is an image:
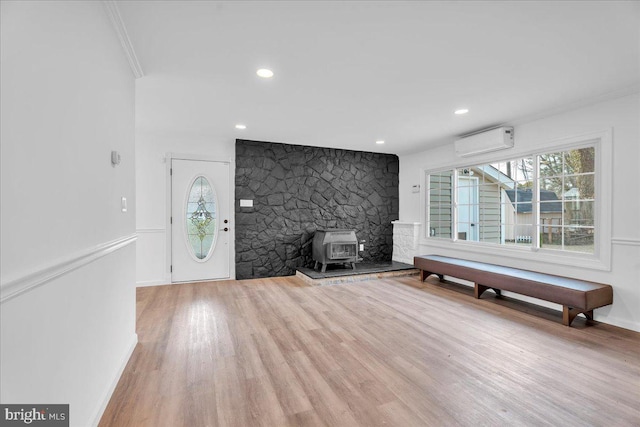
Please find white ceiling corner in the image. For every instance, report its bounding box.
[102,0,144,79]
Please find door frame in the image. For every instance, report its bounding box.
[165,153,235,283]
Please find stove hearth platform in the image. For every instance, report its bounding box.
[296,261,419,286]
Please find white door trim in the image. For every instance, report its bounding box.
[165,153,235,283]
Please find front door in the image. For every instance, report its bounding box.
[171,159,230,282]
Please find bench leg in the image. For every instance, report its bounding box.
[420,271,444,282]
[475,284,501,299]
[475,283,490,299]
[563,306,578,326]
[563,306,594,326]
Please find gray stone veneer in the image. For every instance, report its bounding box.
[235,139,399,279]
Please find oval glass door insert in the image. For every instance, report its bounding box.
[186,176,217,260]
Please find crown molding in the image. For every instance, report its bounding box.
[102,0,144,79]
[0,234,137,303]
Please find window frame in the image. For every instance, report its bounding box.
[421,130,612,271]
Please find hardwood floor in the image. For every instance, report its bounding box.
[99,275,640,426]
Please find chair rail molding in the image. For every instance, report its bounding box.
[0,233,137,303]
[611,237,640,246]
[102,0,144,79]
[136,228,166,234]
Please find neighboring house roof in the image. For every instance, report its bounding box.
[564,187,580,199]
[504,189,562,213]
[465,165,516,189]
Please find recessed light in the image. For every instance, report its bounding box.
[454,108,469,115]
[235,124,246,130]
[376,140,385,145]
[256,68,274,78]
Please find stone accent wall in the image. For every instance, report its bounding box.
[392,221,422,264]
[235,139,399,279]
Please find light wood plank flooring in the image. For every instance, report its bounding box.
[100,275,640,426]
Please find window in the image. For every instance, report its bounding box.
[426,144,598,255]
[186,176,217,260]
[539,147,595,252]
[427,171,453,238]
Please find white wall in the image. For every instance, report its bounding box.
[135,110,236,285]
[399,93,640,332]
[0,2,137,426]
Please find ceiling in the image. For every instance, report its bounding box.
[118,1,640,155]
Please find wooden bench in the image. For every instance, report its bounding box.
[414,255,613,326]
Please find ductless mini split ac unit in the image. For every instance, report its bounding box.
[454,126,514,157]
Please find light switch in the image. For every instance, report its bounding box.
[111,151,121,166]
[121,197,127,212]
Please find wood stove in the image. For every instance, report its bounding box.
[312,229,358,272]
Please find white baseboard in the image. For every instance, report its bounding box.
[598,316,640,333]
[440,276,639,332]
[136,279,170,287]
[91,333,138,427]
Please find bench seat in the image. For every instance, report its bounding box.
[414,255,613,326]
